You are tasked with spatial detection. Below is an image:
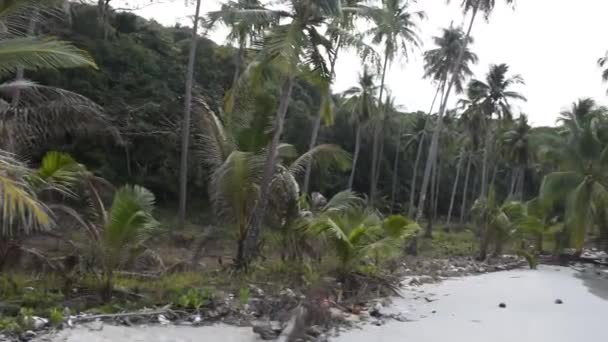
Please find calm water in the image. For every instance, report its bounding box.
[40,266,608,342]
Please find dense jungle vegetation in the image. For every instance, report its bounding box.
[2,0,608,333]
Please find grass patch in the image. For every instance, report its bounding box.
[418,230,478,258]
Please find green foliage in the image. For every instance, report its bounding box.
[309,191,419,271]
[177,288,213,310]
[238,287,250,306]
[48,308,64,327]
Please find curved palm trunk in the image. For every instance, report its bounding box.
[177,0,203,230]
[370,51,390,206]
[459,151,473,223]
[348,123,362,189]
[389,122,404,213]
[447,148,464,225]
[243,76,295,265]
[408,85,441,217]
[416,4,479,221]
[303,39,341,195]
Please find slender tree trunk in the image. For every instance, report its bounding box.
[232,37,246,91]
[433,157,442,221]
[370,51,390,206]
[408,132,424,217]
[480,122,492,199]
[408,84,441,217]
[509,167,517,197]
[177,0,202,230]
[243,76,295,264]
[348,123,362,189]
[302,114,322,194]
[459,151,472,224]
[390,121,403,213]
[416,4,479,221]
[303,38,341,195]
[517,166,525,200]
[447,148,464,225]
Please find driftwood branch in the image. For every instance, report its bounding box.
[72,304,173,323]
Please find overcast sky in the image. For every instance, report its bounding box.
[126,0,608,126]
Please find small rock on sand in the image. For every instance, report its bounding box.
[498,303,507,308]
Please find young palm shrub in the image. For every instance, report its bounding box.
[308,191,419,296]
[471,188,512,260]
[92,185,159,301]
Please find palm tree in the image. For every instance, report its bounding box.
[194,97,350,266]
[407,112,427,217]
[309,190,419,272]
[541,106,608,255]
[415,25,477,221]
[502,114,531,199]
[301,0,379,195]
[356,0,424,205]
[177,0,203,230]
[98,185,158,300]
[416,0,514,221]
[341,68,378,189]
[423,26,478,95]
[206,0,274,101]
[233,0,346,264]
[467,63,526,198]
[558,98,607,133]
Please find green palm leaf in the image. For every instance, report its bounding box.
[0,37,97,77]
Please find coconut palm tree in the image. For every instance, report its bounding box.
[423,26,478,96]
[466,63,526,198]
[414,25,477,221]
[502,114,531,200]
[178,0,203,230]
[231,0,347,264]
[416,0,514,221]
[194,97,350,266]
[558,98,608,133]
[540,107,608,255]
[301,0,379,195]
[206,0,275,99]
[341,67,378,190]
[355,0,424,205]
[309,190,419,272]
[97,185,158,300]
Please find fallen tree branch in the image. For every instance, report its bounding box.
[72,304,173,323]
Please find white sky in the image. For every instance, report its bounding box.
[124,0,608,126]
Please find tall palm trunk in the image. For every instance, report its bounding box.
[447,148,464,225]
[433,157,442,220]
[232,36,246,91]
[348,123,362,189]
[459,151,472,223]
[480,127,491,199]
[177,0,202,230]
[408,132,424,217]
[517,166,525,200]
[408,84,441,217]
[370,50,390,206]
[390,122,403,213]
[243,76,295,265]
[303,38,342,195]
[416,4,479,221]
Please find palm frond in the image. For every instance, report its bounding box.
[0,37,96,77]
[288,144,351,176]
[0,150,50,237]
